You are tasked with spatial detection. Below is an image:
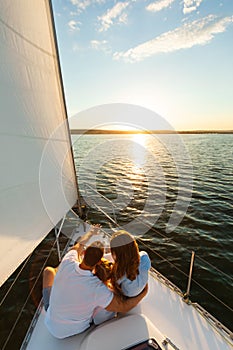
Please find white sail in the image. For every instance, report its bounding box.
[0,0,78,287]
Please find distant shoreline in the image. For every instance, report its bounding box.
[70,129,233,135]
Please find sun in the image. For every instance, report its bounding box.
[100,124,139,131]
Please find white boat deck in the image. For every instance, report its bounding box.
[24,270,233,350]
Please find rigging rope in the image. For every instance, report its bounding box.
[88,188,232,283]
[0,252,33,308]
[1,236,59,350]
[112,213,233,283]
[195,254,233,282]
[87,184,233,284]
[92,202,233,315]
[138,237,233,313]
[191,277,233,313]
[137,238,188,279]
[2,206,231,349]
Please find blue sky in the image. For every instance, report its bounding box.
[52,0,233,130]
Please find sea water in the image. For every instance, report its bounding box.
[0,134,232,349]
[72,133,233,329]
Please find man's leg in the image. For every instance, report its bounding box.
[42,267,57,311]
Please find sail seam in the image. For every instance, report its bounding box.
[0,17,54,57]
[0,133,68,142]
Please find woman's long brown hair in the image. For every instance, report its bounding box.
[110,230,140,293]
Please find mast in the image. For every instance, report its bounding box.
[48,0,83,217]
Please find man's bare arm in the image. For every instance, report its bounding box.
[70,224,101,256]
[105,284,148,313]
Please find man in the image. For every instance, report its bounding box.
[43,226,148,339]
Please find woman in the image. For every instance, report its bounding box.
[93,230,150,324]
[110,230,151,297]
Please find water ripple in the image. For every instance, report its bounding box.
[73,133,233,330]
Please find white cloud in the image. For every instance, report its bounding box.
[146,0,175,13]
[68,20,81,31]
[71,39,111,53]
[183,0,203,14]
[70,0,105,13]
[91,39,107,49]
[119,12,128,24]
[98,2,130,32]
[70,0,91,11]
[113,15,233,62]
[90,39,112,54]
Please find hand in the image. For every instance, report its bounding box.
[90,224,101,235]
[142,283,148,296]
[71,224,102,260]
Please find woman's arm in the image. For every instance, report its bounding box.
[105,284,148,313]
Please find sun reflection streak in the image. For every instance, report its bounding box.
[130,134,148,168]
[132,133,147,146]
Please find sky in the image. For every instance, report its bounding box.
[52,0,233,131]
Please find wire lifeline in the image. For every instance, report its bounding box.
[1,236,59,350]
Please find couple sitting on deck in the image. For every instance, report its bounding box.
[43,226,151,339]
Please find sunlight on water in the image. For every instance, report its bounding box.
[71,133,233,332]
[130,163,145,178]
[130,143,147,167]
[132,133,147,145]
[130,133,157,167]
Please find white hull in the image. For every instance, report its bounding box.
[1,1,232,349]
[23,268,233,350]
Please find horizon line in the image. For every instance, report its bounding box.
[70,129,233,135]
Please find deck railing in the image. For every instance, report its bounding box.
[1,193,232,349]
[82,184,233,335]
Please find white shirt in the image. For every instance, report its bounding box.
[45,250,113,338]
